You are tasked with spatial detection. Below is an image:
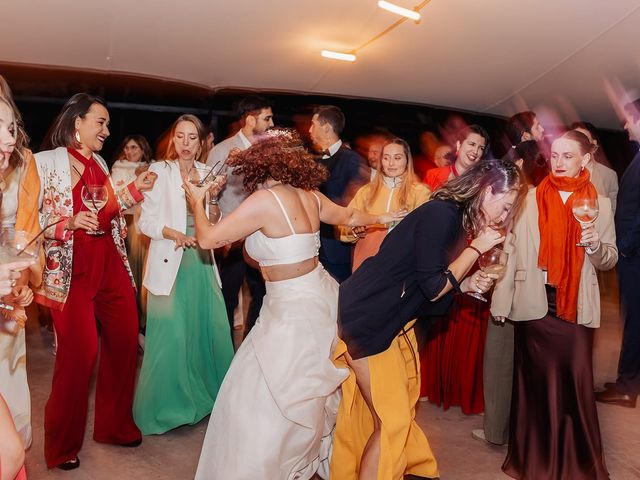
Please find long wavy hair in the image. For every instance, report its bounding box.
[432,158,526,235]
[229,127,327,192]
[0,75,29,168]
[365,137,422,210]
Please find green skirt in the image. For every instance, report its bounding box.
[133,242,233,435]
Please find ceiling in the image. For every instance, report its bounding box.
[1,0,639,128]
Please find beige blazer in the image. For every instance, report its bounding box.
[491,188,618,328]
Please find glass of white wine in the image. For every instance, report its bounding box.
[571,197,599,247]
[81,185,108,235]
[467,247,508,303]
[0,228,41,313]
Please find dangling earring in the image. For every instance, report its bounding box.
[75,130,81,143]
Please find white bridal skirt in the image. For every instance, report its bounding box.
[195,265,348,480]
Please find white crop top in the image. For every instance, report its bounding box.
[244,189,321,267]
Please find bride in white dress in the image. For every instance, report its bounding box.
[183,128,403,480]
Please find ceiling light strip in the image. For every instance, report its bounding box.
[321,50,357,62]
[321,0,434,62]
[378,1,421,21]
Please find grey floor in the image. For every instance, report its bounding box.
[22,273,640,479]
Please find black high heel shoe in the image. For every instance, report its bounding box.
[120,438,142,448]
[56,457,80,470]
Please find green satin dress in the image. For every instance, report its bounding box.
[133,212,233,435]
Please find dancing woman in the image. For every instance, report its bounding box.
[333,159,526,480]
[35,93,156,469]
[185,128,404,480]
[133,115,233,435]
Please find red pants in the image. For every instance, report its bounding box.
[45,236,141,467]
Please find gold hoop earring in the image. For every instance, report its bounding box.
[75,131,81,143]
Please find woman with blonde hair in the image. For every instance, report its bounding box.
[0,76,43,451]
[340,137,430,270]
[492,130,615,479]
[133,115,233,435]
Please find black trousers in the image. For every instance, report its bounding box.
[219,247,266,338]
[617,256,640,395]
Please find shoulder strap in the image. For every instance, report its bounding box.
[266,189,296,235]
[311,191,321,212]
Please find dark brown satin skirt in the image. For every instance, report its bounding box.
[503,286,609,480]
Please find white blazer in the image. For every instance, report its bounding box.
[138,161,221,296]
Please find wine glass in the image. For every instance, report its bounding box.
[0,228,41,313]
[571,197,599,247]
[467,247,509,303]
[81,185,108,235]
[188,163,214,186]
[208,196,222,225]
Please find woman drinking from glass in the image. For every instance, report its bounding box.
[333,159,526,480]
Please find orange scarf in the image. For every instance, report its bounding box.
[536,169,597,322]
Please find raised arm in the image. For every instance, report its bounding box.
[315,190,404,228]
[414,203,504,302]
[184,181,269,250]
[115,170,157,211]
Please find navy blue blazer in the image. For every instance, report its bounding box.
[318,146,369,266]
[338,199,466,359]
[615,151,640,258]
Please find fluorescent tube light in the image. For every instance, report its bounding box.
[377,0,421,21]
[321,50,357,62]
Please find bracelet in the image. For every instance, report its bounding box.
[466,245,482,257]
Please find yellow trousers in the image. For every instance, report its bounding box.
[331,322,439,479]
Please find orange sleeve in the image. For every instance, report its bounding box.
[15,150,45,287]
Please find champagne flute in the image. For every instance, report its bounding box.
[81,185,108,235]
[0,228,41,314]
[467,247,508,303]
[571,197,599,247]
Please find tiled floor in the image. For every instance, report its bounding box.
[21,273,640,478]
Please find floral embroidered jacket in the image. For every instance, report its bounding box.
[33,147,143,310]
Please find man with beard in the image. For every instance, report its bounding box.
[207,96,274,340]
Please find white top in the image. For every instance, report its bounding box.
[110,160,147,216]
[321,139,343,159]
[0,164,24,228]
[244,190,321,267]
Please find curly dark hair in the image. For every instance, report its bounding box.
[228,127,328,193]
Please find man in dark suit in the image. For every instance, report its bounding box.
[309,105,369,282]
[596,98,640,408]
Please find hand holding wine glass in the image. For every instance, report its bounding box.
[0,228,40,310]
[571,197,599,248]
[81,185,108,235]
[466,247,508,302]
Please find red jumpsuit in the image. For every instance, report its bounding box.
[44,149,141,468]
